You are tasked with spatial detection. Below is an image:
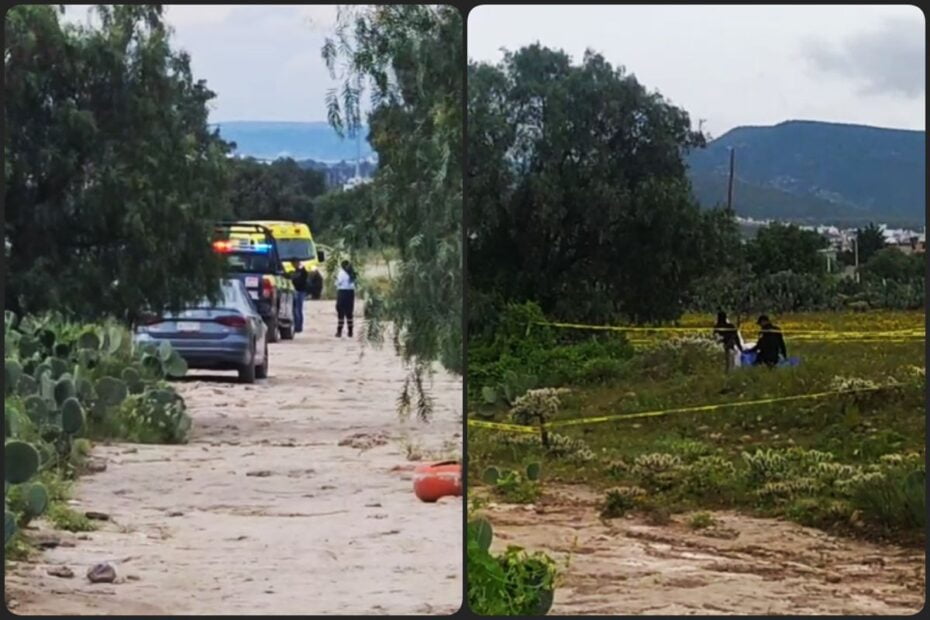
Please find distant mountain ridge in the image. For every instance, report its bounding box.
[213,121,375,163]
[686,120,925,226]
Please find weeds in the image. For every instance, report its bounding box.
[600,486,645,518]
[469,309,925,548]
[467,517,557,616]
[47,503,96,532]
[688,512,716,529]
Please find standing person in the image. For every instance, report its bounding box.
[290,260,308,333]
[746,314,788,368]
[335,259,357,337]
[713,310,743,372]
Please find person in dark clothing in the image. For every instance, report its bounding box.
[746,315,787,368]
[335,260,356,337]
[290,260,309,333]
[713,311,743,372]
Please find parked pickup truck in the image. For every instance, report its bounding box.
[212,222,295,342]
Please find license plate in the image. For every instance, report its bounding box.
[248,290,259,300]
[177,322,200,332]
[245,276,259,287]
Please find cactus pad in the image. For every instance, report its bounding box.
[4,440,40,483]
[471,517,493,552]
[95,376,128,407]
[526,462,541,481]
[23,395,49,423]
[23,482,49,517]
[49,356,69,380]
[164,352,188,378]
[54,377,76,405]
[16,373,38,397]
[5,359,23,394]
[78,330,101,350]
[61,397,85,434]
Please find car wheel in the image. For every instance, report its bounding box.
[267,315,280,343]
[280,321,295,340]
[255,340,269,379]
[238,345,257,384]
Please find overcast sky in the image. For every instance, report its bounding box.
[468,4,925,137]
[65,4,345,123]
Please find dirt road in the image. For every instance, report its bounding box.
[483,486,924,615]
[5,300,463,615]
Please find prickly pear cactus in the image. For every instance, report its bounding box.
[471,517,493,552]
[49,357,69,380]
[22,482,49,518]
[5,359,23,395]
[54,377,76,405]
[121,367,144,394]
[16,373,37,397]
[61,398,85,434]
[95,376,128,408]
[23,395,49,425]
[526,462,541,481]
[77,330,100,350]
[4,440,40,484]
[4,511,16,545]
[482,466,501,485]
[164,352,188,378]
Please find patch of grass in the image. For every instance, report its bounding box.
[469,310,925,545]
[4,536,33,561]
[849,467,925,533]
[688,511,716,530]
[46,503,96,533]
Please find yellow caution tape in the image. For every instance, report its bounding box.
[533,320,924,338]
[467,419,538,434]
[467,384,902,434]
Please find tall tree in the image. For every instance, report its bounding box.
[4,5,230,322]
[746,223,828,276]
[323,6,463,418]
[468,45,736,326]
[855,222,887,265]
[227,157,326,226]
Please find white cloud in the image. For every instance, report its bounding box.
[469,4,925,134]
[163,5,238,27]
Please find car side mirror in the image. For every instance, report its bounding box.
[317,250,325,262]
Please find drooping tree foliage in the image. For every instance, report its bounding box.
[4,5,230,323]
[322,6,463,418]
[467,45,740,329]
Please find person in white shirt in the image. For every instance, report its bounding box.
[335,260,357,337]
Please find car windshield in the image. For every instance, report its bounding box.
[276,238,316,261]
[194,282,245,310]
[223,251,275,273]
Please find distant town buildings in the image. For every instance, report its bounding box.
[735,216,926,256]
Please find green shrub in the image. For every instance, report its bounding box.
[848,467,925,533]
[688,511,716,529]
[600,486,645,518]
[467,518,557,616]
[682,455,739,501]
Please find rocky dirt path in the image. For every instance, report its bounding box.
[6,300,463,615]
[482,486,924,615]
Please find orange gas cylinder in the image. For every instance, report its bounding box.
[413,461,462,502]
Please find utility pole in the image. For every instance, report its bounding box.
[854,236,860,283]
[726,147,735,212]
